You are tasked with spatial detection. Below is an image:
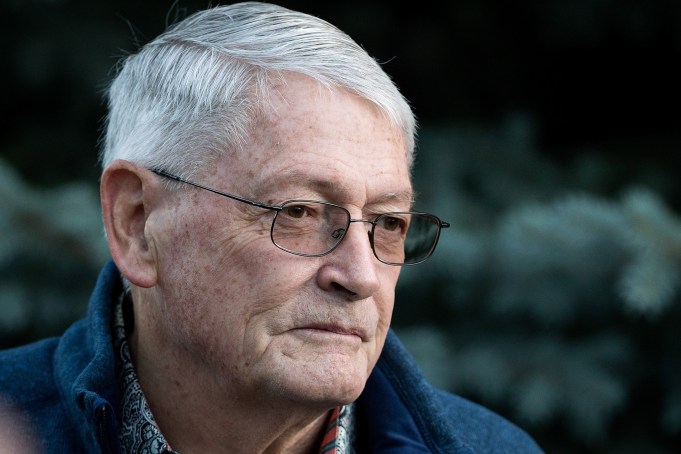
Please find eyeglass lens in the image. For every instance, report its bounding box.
[271,201,441,265]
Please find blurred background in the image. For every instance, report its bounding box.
[1,1,680,452]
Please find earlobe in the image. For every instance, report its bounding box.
[100,160,159,288]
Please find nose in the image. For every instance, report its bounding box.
[316,220,381,300]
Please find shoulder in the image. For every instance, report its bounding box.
[434,389,544,454]
[377,331,544,453]
[0,320,98,452]
[0,338,59,394]
[0,337,64,451]
[0,337,61,401]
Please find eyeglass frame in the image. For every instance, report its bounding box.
[150,168,449,265]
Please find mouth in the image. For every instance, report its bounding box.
[295,324,368,342]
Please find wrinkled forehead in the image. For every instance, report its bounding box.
[253,73,410,163]
[218,75,412,205]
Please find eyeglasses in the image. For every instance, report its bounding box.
[151,169,449,266]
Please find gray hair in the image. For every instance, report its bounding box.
[100,1,417,176]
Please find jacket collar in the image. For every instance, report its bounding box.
[357,332,471,454]
[54,260,123,450]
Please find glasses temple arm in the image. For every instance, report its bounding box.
[149,168,279,211]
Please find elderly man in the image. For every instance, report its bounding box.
[0,2,544,453]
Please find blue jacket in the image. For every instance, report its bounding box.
[0,261,544,453]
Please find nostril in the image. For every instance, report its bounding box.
[331,282,357,297]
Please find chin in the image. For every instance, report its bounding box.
[286,378,366,408]
[266,356,370,406]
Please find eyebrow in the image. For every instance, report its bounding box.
[254,170,415,209]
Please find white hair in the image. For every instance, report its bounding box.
[100,1,417,176]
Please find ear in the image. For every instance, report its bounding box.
[100,160,160,288]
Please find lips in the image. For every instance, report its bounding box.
[296,323,368,341]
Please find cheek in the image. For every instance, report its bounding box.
[156,200,272,280]
[374,269,399,339]
[375,288,395,338]
[157,215,313,332]
[379,267,399,312]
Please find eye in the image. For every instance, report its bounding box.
[280,202,323,220]
[378,215,407,232]
[282,205,307,219]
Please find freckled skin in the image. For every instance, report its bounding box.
[129,74,412,452]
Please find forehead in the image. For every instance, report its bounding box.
[225,75,412,206]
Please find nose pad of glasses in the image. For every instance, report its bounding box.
[331,228,345,239]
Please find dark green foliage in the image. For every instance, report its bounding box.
[394,118,681,453]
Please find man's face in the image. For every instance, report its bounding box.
[145,74,412,408]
